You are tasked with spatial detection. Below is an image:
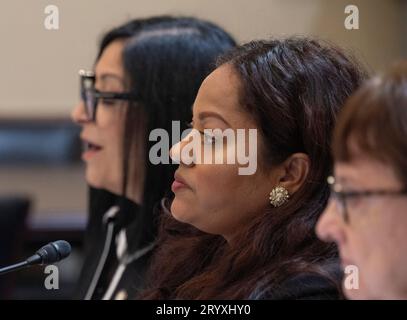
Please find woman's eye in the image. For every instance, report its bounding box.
[343,191,363,207]
[202,132,217,145]
[347,197,362,209]
[100,98,116,106]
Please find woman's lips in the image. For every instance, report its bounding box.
[172,173,191,192]
[81,140,103,161]
[171,180,189,192]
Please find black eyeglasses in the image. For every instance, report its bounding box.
[327,175,407,223]
[79,69,138,121]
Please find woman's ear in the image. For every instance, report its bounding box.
[277,153,310,194]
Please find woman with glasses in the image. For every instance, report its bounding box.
[138,38,366,300]
[316,62,407,300]
[71,16,236,300]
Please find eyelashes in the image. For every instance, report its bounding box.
[185,120,218,145]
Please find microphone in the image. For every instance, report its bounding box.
[0,240,71,275]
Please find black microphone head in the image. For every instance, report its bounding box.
[36,240,71,265]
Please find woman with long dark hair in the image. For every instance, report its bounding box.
[140,38,367,299]
[71,16,236,300]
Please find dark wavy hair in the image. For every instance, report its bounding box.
[139,38,367,299]
[88,17,236,252]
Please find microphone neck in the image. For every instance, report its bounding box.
[0,261,29,276]
[26,253,43,266]
[0,240,71,276]
[0,253,43,275]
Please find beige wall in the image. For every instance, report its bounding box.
[0,166,86,220]
[0,0,405,118]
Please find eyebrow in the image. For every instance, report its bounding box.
[335,176,347,185]
[335,175,358,186]
[198,111,231,127]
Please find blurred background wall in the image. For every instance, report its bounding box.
[2,0,406,224]
[0,0,405,118]
[0,0,406,299]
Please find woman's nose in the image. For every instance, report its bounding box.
[71,101,90,124]
[316,200,345,245]
[170,130,198,167]
[169,140,182,164]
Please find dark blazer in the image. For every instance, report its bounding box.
[74,189,155,300]
[249,264,342,300]
[265,274,341,300]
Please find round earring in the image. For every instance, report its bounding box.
[269,186,290,207]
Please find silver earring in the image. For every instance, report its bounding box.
[269,186,290,207]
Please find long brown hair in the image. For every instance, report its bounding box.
[140,38,367,299]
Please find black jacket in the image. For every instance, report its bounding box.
[248,261,342,300]
[74,190,155,300]
[258,274,341,300]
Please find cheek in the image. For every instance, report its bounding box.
[88,111,125,192]
[85,162,104,188]
[105,129,124,166]
[346,221,378,278]
[170,189,196,224]
[172,166,237,230]
[85,151,122,193]
[102,110,125,160]
[339,227,375,299]
[368,202,407,295]
[101,118,125,150]
[345,205,405,298]
[171,165,268,235]
[103,133,124,192]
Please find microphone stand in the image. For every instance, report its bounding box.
[0,261,30,275]
[0,254,43,275]
[0,240,71,276]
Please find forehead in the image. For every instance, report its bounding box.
[334,155,401,189]
[94,40,126,87]
[193,64,248,124]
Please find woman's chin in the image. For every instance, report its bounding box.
[85,170,103,189]
[85,172,116,194]
[170,199,193,224]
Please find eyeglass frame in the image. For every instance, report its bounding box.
[327,175,407,223]
[79,69,139,121]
